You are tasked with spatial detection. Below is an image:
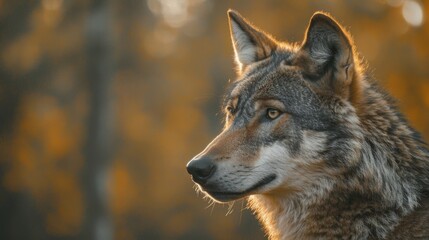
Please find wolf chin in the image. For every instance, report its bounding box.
[186,10,429,239]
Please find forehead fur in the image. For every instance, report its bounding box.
[225,48,294,99]
[223,48,335,130]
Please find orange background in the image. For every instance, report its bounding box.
[0,0,428,239]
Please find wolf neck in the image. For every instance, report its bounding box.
[249,181,412,240]
[248,169,416,240]
[248,194,312,240]
[248,84,429,239]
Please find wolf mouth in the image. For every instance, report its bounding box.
[206,174,277,202]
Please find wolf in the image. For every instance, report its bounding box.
[186,10,429,239]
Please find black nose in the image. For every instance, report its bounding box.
[186,157,216,184]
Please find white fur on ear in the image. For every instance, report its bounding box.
[230,19,258,67]
[228,10,277,73]
[309,41,332,64]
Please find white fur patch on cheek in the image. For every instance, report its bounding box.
[257,143,290,165]
[254,143,292,185]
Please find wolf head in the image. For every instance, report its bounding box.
[187,10,364,203]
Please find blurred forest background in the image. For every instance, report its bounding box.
[0,0,428,239]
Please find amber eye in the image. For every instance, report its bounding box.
[266,108,280,120]
[226,106,234,113]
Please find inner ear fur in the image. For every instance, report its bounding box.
[296,12,363,107]
[228,10,278,74]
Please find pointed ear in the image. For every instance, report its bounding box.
[298,12,361,103]
[228,10,277,73]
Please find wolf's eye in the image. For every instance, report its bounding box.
[266,108,280,120]
[226,105,234,114]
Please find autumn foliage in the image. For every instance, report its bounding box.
[0,0,428,239]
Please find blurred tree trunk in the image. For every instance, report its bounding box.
[82,0,114,239]
[0,2,50,239]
